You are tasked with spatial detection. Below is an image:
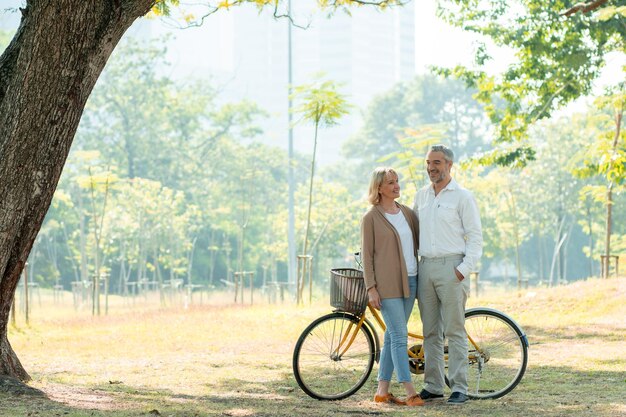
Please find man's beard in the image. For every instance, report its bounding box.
[429,171,446,183]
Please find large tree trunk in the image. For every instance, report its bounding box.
[0,0,153,381]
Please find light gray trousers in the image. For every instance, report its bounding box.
[417,254,469,395]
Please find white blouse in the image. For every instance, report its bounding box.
[384,211,418,276]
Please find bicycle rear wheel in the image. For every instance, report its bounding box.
[462,308,529,399]
[293,312,375,400]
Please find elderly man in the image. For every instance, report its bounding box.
[413,144,483,405]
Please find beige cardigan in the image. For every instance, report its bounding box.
[361,203,419,299]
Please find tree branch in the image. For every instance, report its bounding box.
[561,0,609,17]
[271,3,311,30]
[161,0,408,30]
[530,82,570,123]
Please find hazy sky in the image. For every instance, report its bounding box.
[2,1,623,148]
[414,1,514,74]
[1,0,622,87]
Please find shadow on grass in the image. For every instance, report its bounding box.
[1,365,624,417]
[0,370,381,417]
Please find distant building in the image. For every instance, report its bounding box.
[288,3,416,164]
[135,3,416,165]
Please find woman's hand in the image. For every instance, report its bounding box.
[368,287,382,310]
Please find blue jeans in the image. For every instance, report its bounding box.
[377,275,417,383]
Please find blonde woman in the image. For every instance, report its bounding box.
[361,167,423,407]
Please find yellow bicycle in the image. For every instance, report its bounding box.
[292,267,529,400]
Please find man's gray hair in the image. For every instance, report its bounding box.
[430,144,454,162]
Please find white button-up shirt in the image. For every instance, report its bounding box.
[413,178,483,278]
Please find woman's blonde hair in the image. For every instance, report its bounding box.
[367,167,398,205]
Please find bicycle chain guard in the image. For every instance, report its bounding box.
[408,344,425,375]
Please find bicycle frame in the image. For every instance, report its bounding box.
[332,303,425,365]
[332,303,488,369]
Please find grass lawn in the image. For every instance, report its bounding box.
[2,277,625,417]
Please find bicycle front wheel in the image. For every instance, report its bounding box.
[292,312,375,400]
[464,308,529,399]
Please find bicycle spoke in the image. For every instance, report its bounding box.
[462,310,528,399]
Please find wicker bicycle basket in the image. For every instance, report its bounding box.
[330,268,367,313]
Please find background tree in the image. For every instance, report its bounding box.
[290,76,349,303]
[78,38,173,180]
[572,84,626,277]
[343,74,490,173]
[293,177,364,284]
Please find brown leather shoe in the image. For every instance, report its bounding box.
[374,393,406,405]
[406,394,425,406]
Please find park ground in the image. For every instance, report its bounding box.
[1,276,625,417]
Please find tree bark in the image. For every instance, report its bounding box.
[0,0,154,381]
